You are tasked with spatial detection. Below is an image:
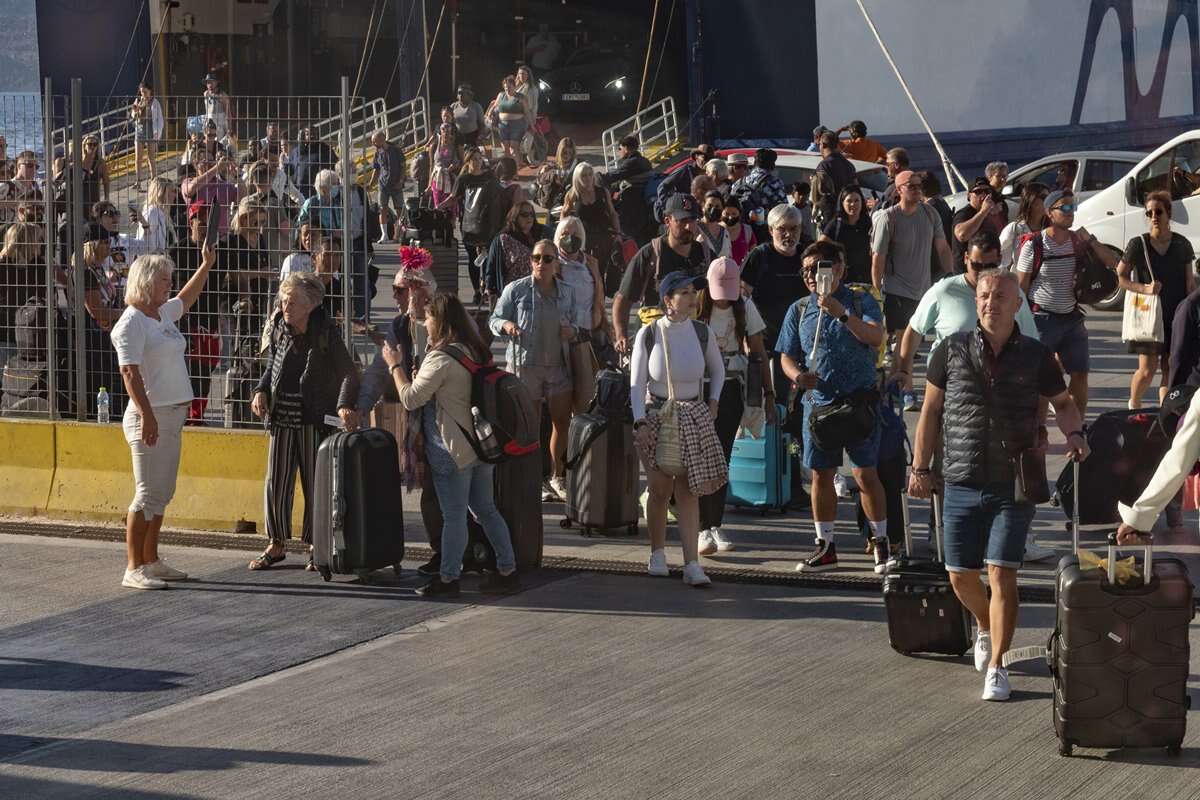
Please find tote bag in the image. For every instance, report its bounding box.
[1121,235,1164,344]
[653,319,687,476]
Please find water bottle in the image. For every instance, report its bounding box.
[472,407,503,461]
[224,367,236,428]
[96,387,110,424]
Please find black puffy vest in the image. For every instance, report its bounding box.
[941,328,1045,487]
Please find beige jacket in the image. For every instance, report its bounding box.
[396,345,478,469]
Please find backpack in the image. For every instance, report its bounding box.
[791,283,887,367]
[1018,231,1118,309]
[442,344,539,463]
[592,367,632,422]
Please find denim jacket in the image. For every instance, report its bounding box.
[488,275,578,372]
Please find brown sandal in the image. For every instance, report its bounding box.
[249,551,286,570]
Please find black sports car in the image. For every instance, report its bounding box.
[537,45,638,119]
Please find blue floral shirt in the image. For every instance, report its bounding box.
[775,284,881,406]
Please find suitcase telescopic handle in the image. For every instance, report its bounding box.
[1106,531,1153,583]
[900,488,913,557]
[1072,457,1080,556]
[931,489,945,563]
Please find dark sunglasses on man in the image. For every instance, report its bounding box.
[967,259,1001,271]
[530,253,557,263]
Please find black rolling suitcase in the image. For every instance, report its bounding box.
[1050,463,1194,757]
[562,411,639,537]
[456,453,546,574]
[312,429,406,581]
[882,491,973,657]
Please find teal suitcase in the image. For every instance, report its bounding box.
[727,405,791,514]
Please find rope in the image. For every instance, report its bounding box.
[352,0,388,101]
[383,0,422,103]
[646,0,677,105]
[100,0,149,111]
[854,0,967,194]
[636,0,663,114]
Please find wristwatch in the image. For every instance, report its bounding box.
[838,311,850,324]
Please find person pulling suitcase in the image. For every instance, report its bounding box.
[908,268,1088,701]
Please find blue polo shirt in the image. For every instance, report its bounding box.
[776,284,882,406]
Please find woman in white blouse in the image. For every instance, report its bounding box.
[630,271,727,588]
[127,177,178,256]
[110,248,215,589]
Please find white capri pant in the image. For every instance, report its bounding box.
[123,402,189,519]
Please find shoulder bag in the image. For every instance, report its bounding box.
[653,318,688,476]
[1120,234,1164,344]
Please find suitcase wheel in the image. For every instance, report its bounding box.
[581,527,593,538]
[1057,740,1073,758]
[393,563,402,576]
[560,518,572,529]
[318,565,332,582]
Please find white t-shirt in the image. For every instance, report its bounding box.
[280,252,314,279]
[706,298,766,356]
[110,297,193,407]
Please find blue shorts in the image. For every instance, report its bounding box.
[1033,310,1088,375]
[801,400,881,470]
[498,117,528,144]
[378,184,403,215]
[941,483,1035,572]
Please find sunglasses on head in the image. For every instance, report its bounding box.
[1146,207,1168,218]
[530,253,557,263]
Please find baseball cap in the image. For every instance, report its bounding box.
[691,143,715,159]
[658,270,705,304]
[203,73,219,84]
[664,193,697,220]
[187,200,210,221]
[1044,189,1073,210]
[726,152,750,166]
[706,257,741,301]
[969,177,991,194]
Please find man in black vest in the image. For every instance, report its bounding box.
[909,268,1088,702]
[357,267,441,575]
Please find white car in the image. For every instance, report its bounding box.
[945,150,1144,215]
[1075,133,1200,308]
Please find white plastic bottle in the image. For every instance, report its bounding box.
[96,387,110,424]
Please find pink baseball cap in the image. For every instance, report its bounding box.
[706,257,741,301]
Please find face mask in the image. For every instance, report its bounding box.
[703,207,722,222]
[560,234,581,253]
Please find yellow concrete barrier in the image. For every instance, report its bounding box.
[0,419,56,515]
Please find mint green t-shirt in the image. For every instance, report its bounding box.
[908,274,1039,364]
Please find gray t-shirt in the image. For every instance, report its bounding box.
[530,286,564,366]
[453,101,486,135]
[871,203,944,301]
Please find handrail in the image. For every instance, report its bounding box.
[600,96,679,171]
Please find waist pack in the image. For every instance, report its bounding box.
[806,389,880,452]
[443,345,539,463]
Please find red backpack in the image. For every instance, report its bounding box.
[442,345,539,463]
[1017,230,1117,309]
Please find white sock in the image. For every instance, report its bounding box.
[815,521,835,544]
[869,519,888,543]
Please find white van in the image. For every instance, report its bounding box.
[1074,131,1200,309]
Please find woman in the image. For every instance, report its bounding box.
[80,231,124,416]
[452,149,500,302]
[111,248,216,589]
[562,162,622,294]
[723,198,756,265]
[451,84,486,149]
[482,200,546,297]
[515,65,540,121]
[695,257,775,554]
[428,121,460,211]
[489,75,530,162]
[128,176,177,255]
[819,186,872,284]
[705,158,731,199]
[129,83,164,191]
[999,182,1049,270]
[489,240,578,502]
[630,271,727,587]
[249,272,360,571]
[554,216,605,335]
[1117,190,1196,408]
[382,293,520,596]
[280,222,319,279]
[696,189,731,260]
[0,223,48,368]
[54,135,109,209]
[535,137,578,218]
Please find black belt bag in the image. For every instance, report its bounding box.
[807,389,880,452]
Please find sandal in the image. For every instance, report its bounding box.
[305,552,316,572]
[249,550,286,571]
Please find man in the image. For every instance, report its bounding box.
[952,178,1007,266]
[260,122,281,158]
[789,181,816,243]
[877,147,910,210]
[657,144,714,214]
[871,170,953,362]
[1015,189,1117,416]
[336,160,371,321]
[812,132,856,228]
[690,174,716,208]
[985,161,1009,193]
[1055,161,1077,192]
[606,134,655,245]
[371,131,406,244]
[613,194,706,353]
[732,148,788,238]
[742,204,810,349]
[725,151,751,190]
[606,134,653,184]
[806,125,829,153]
[1168,285,1200,387]
[778,240,890,573]
[909,268,1088,701]
[891,232,1055,562]
[198,119,232,163]
[181,153,240,236]
[837,120,888,164]
[357,267,441,575]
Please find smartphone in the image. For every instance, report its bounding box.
[815,260,834,295]
[202,201,220,250]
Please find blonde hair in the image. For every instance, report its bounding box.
[555,137,576,170]
[82,239,108,267]
[0,222,40,263]
[553,215,587,252]
[124,254,174,307]
[570,161,595,199]
[463,149,484,174]
[231,197,266,237]
[145,176,175,211]
[278,271,325,308]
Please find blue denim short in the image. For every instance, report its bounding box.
[801,400,881,470]
[1033,310,1088,375]
[941,482,1035,571]
[498,117,528,144]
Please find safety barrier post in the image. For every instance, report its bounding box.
[70,78,86,421]
[42,78,57,419]
[340,76,354,343]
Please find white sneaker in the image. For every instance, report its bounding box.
[122,566,167,590]
[647,549,669,577]
[682,560,712,587]
[981,666,1011,701]
[833,473,853,499]
[144,559,188,581]
[697,529,718,556]
[974,630,992,673]
[711,527,735,552]
[549,476,568,502]
[542,480,559,502]
[376,233,392,244]
[1023,538,1056,562]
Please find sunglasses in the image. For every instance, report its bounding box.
[1051,203,1076,213]
[967,259,1001,270]
[722,216,740,224]
[530,253,557,263]
[517,211,534,219]
[1146,207,1168,218]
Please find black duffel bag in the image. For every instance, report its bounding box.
[804,389,880,452]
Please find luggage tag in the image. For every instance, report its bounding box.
[324,414,346,429]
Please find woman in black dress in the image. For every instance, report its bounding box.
[1117,190,1196,408]
[818,186,872,285]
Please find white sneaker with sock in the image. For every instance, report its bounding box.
[981,666,1011,701]
[974,630,992,673]
[711,527,734,552]
[549,476,568,502]
[833,473,853,499]
[122,566,167,590]
[647,549,669,577]
[144,559,187,581]
[697,529,718,556]
[1023,537,1055,562]
[682,560,711,587]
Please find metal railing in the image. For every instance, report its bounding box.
[600,97,680,171]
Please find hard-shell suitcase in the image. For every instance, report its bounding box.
[882,491,973,657]
[562,411,639,537]
[453,453,545,574]
[1050,463,1194,757]
[312,429,406,581]
[726,404,792,514]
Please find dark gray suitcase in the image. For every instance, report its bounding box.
[562,411,639,537]
[1050,461,1194,757]
[452,453,545,574]
[312,429,405,581]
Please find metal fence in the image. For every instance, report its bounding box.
[0,77,427,426]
